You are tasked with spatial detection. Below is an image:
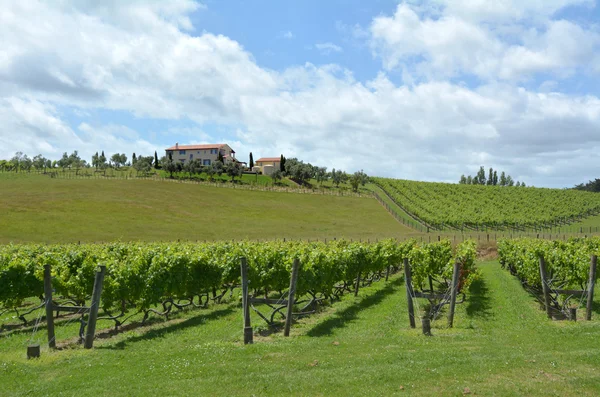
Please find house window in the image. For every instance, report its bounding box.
[189,154,193,159]
[179,159,185,163]
[210,149,218,154]
[179,150,186,155]
[203,159,211,166]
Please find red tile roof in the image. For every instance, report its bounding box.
[256,157,281,162]
[166,144,227,151]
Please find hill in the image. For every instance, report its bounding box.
[0,172,413,244]
[373,177,600,232]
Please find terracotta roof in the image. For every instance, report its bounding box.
[165,144,227,151]
[256,157,281,162]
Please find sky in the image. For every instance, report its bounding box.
[1,0,599,188]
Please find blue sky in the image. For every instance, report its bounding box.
[1,0,600,187]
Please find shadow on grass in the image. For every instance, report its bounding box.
[306,278,401,337]
[97,307,234,350]
[465,277,493,319]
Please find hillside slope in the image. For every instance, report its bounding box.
[0,173,413,243]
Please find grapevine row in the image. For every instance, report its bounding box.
[373,177,600,231]
[1,239,477,326]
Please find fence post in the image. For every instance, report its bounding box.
[354,270,361,297]
[284,258,300,337]
[240,257,253,344]
[539,256,552,319]
[586,255,597,321]
[43,264,56,349]
[447,262,461,328]
[84,265,106,349]
[404,258,416,328]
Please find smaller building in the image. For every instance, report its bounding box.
[255,157,282,176]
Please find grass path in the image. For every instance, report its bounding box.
[2,261,600,396]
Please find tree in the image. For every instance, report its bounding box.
[217,151,224,163]
[284,158,312,185]
[270,169,283,184]
[350,171,363,192]
[249,152,254,169]
[57,152,70,170]
[205,164,216,181]
[466,175,473,184]
[111,153,127,168]
[10,152,25,172]
[20,155,32,172]
[521,181,526,187]
[499,171,507,186]
[315,167,328,185]
[487,167,494,185]
[98,151,107,171]
[33,154,47,171]
[154,151,160,169]
[475,166,486,185]
[493,170,498,186]
[161,155,177,178]
[225,161,243,182]
[506,176,514,186]
[331,168,344,187]
[459,175,467,184]
[184,159,202,178]
[213,160,224,176]
[132,153,137,165]
[280,155,286,173]
[134,156,153,175]
[92,152,99,169]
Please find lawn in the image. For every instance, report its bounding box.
[2,261,599,396]
[0,172,414,244]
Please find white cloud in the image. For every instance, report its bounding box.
[369,2,600,81]
[280,30,294,39]
[0,1,599,187]
[315,42,343,55]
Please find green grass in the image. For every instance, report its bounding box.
[2,261,600,396]
[0,172,412,244]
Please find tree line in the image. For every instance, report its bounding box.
[459,166,526,187]
[269,155,369,192]
[0,150,163,176]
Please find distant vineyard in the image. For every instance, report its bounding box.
[373,178,600,231]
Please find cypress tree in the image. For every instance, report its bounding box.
[249,152,254,168]
[154,151,160,169]
[280,155,285,172]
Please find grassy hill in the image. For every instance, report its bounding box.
[0,173,413,244]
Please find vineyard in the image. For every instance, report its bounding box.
[0,239,477,343]
[373,177,600,231]
[498,237,598,320]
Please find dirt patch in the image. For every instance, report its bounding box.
[477,242,498,260]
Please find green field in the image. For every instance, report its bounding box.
[0,172,413,244]
[2,261,600,396]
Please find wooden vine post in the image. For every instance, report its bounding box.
[447,262,461,328]
[43,264,56,349]
[538,256,553,319]
[84,265,106,349]
[44,264,106,349]
[354,270,361,297]
[284,258,300,337]
[403,258,416,328]
[586,255,597,321]
[240,257,253,344]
